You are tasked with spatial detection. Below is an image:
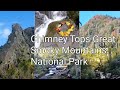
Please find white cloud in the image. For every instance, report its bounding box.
[3,28,11,38]
[0,23,11,46]
[1,28,11,38]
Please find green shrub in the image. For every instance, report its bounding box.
[81,65,96,79]
[104,56,120,75]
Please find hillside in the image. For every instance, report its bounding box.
[80,15,120,79]
[0,24,34,79]
[80,15,120,47]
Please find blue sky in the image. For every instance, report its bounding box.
[80,11,120,26]
[0,11,34,46]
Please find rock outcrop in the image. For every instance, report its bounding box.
[0,23,34,79]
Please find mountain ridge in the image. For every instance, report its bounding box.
[80,15,120,79]
[0,23,34,79]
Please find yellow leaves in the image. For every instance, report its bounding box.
[66,21,71,26]
[68,28,73,32]
[81,49,108,69]
[59,24,74,37]
[71,25,74,29]
[58,28,74,37]
[55,21,75,37]
[66,31,70,35]
[59,31,70,37]
[63,32,69,36]
[59,31,64,36]
[59,29,74,36]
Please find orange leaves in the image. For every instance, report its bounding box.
[55,21,75,37]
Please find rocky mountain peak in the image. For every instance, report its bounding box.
[12,23,23,33]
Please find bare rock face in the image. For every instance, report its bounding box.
[35,11,49,27]
[23,27,34,47]
[35,11,67,28]
[39,11,52,19]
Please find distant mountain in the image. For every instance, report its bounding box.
[0,24,34,79]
